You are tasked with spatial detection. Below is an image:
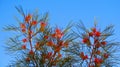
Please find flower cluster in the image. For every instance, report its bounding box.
[18,13,71,66]
[6,8,117,67]
[80,27,109,67]
[20,14,48,62]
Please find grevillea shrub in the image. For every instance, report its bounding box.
[4,7,75,67]
[65,22,120,67]
[4,8,120,67]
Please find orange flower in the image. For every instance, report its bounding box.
[58,40,64,46]
[40,21,46,32]
[92,28,96,33]
[89,65,95,67]
[54,28,63,39]
[22,45,26,49]
[82,37,89,43]
[104,53,109,58]
[26,57,30,62]
[22,38,27,43]
[47,41,54,47]
[21,29,26,33]
[80,52,88,60]
[95,31,101,37]
[25,14,32,22]
[101,41,106,46]
[89,32,94,37]
[55,47,61,52]
[94,58,103,64]
[31,20,37,25]
[95,43,101,48]
[58,53,62,58]
[46,52,52,59]
[20,23,26,29]
[89,65,94,67]
[35,42,41,50]
[44,35,48,39]
[55,28,61,34]
[96,50,101,55]
[51,33,56,38]
[29,50,34,55]
[56,33,63,39]
[83,55,88,60]
[40,21,46,27]
[80,52,84,58]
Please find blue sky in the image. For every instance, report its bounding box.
[0,0,120,66]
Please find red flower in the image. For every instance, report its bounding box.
[89,32,94,37]
[95,31,101,37]
[89,65,94,67]
[35,42,41,50]
[26,57,30,62]
[80,52,84,57]
[51,33,56,38]
[22,45,26,49]
[20,23,26,29]
[80,52,88,60]
[44,35,48,39]
[55,47,61,52]
[22,38,27,43]
[104,53,109,58]
[96,50,101,55]
[54,28,63,39]
[101,41,106,46]
[47,40,54,46]
[92,28,96,33]
[40,21,46,32]
[83,55,88,60]
[57,33,63,39]
[54,45,61,52]
[21,29,26,33]
[82,37,89,43]
[94,58,103,64]
[31,20,37,25]
[95,43,101,48]
[29,50,34,55]
[55,28,61,34]
[58,40,64,46]
[58,53,62,58]
[25,14,32,22]
[40,21,46,27]
[46,52,52,59]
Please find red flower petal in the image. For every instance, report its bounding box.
[26,57,30,62]
[21,28,26,33]
[104,53,109,58]
[31,20,37,25]
[29,50,34,55]
[22,45,26,49]
[40,21,46,27]
[20,23,26,29]
[25,14,32,22]
[95,31,101,37]
[92,28,96,33]
[101,41,106,46]
[22,38,27,43]
[82,37,89,43]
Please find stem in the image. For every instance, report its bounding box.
[88,48,94,67]
[28,27,32,50]
[47,52,57,66]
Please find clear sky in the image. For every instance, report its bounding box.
[0,0,120,66]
